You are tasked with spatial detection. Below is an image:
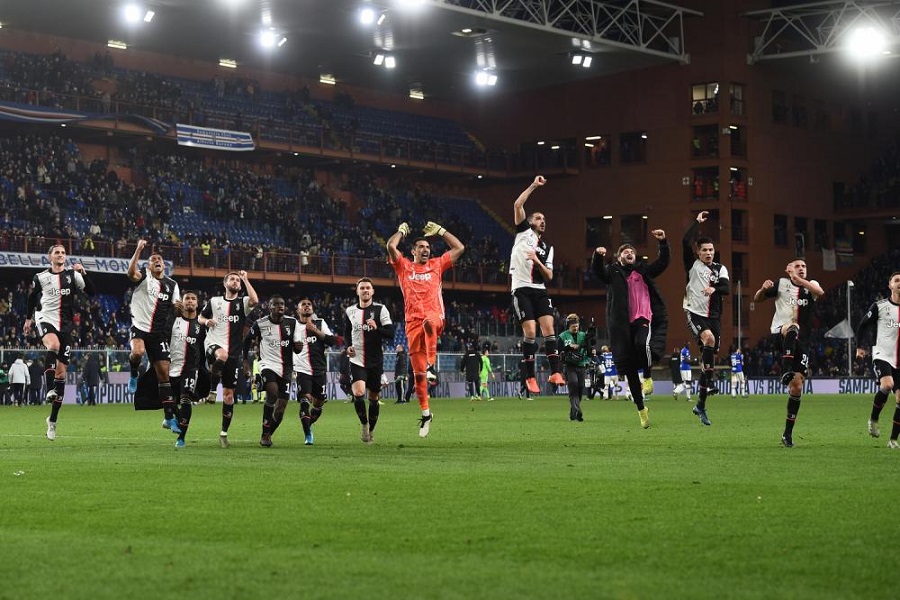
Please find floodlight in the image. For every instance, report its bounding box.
[384,56,396,69]
[278,36,287,47]
[143,10,155,22]
[377,13,387,25]
[847,25,887,59]
[374,54,385,65]
[219,58,238,69]
[409,88,424,100]
[123,4,142,23]
[572,55,583,65]
[260,29,277,48]
[108,40,128,50]
[360,8,375,24]
[582,56,592,68]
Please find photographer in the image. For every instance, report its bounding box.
[559,314,595,421]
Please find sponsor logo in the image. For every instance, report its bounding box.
[409,272,432,282]
[49,288,71,296]
[218,314,241,323]
[353,323,377,332]
[267,339,292,348]
[889,320,900,328]
[304,335,318,345]
[789,298,809,306]
[174,334,198,345]
[150,290,170,301]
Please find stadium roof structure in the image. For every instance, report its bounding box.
[1,0,703,99]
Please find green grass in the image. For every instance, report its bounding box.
[0,393,896,600]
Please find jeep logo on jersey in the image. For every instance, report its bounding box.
[50,288,71,296]
[353,323,376,331]
[219,314,241,323]
[789,298,809,307]
[889,320,900,328]
[267,339,291,348]
[534,246,546,256]
[304,335,318,344]
[150,290,170,301]
[409,272,432,282]
[175,334,197,344]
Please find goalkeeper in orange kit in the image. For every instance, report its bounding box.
[386,220,465,438]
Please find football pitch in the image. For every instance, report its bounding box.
[0,393,896,600]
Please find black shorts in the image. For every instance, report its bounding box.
[131,327,171,363]
[772,334,810,378]
[35,322,73,365]
[206,345,240,389]
[296,371,327,401]
[511,287,554,323]
[171,369,199,400]
[350,363,383,393]
[872,360,900,390]
[685,312,721,352]
[261,369,290,398]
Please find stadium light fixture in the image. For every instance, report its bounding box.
[107,39,128,50]
[585,135,603,141]
[474,70,497,87]
[584,143,594,148]
[550,145,560,150]
[219,58,238,69]
[603,215,613,220]
[360,7,376,24]
[123,4,142,23]
[373,54,385,65]
[409,88,424,100]
[537,141,545,145]
[260,29,277,48]
[319,73,336,85]
[571,52,592,68]
[377,13,387,25]
[278,36,287,47]
[846,25,887,59]
[143,10,155,22]
[384,55,396,69]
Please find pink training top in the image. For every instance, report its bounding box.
[626,270,652,323]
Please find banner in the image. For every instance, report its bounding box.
[0,251,173,275]
[835,240,854,266]
[0,102,170,134]
[176,123,255,151]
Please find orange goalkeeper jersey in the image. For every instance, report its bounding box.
[391,253,453,321]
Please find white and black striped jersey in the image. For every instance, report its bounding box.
[201,296,253,359]
[130,268,181,334]
[683,259,730,319]
[856,299,900,369]
[28,268,88,330]
[764,277,819,343]
[169,316,205,378]
[293,318,337,376]
[245,316,301,378]
[343,302,394,368]
[509,220,553,291]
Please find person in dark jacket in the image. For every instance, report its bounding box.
[394,345,409,404]
[82,353,102,406]
[591,228,669,429]
[460,342,482,401]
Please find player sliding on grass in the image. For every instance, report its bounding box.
[387,220,464,438]
[753,258,823,448]
[855,271,900,449]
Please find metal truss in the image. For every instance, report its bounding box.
[744,0,900,64]
[431,0,703,63]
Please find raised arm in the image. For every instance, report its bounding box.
[514,175,546,225]
[423,222,465,264]
[682,214,703,272]
[753,279,775,303]
[127,239,147,282]
[386,222,410,264]
[240,271,259,309]
[590,247,611,283]
[645,229,670,278]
